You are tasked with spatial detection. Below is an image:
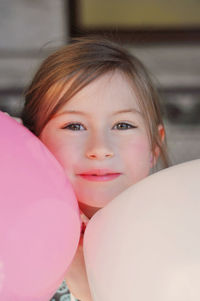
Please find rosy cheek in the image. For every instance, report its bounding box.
[54,144,76,166]
[124,138,151,175]
[54,140,84,177]
[127,136,150,155]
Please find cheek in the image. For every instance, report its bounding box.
[122,137,152,180]
[41,133,80,174]
[52,143,81,174]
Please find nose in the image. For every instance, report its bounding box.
[85,133,114,160]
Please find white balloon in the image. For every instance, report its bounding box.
[84,160,200,301]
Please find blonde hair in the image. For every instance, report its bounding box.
[22,37,169,168]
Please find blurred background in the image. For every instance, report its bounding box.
[0,0,199,165]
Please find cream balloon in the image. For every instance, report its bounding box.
[84,160,200,301]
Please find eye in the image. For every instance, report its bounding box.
[113,122,137,130]
[62,123,86,131]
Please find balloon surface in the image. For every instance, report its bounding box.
[84,159,200,301]
[0,112,81,300]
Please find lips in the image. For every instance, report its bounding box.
[78,169,121,182]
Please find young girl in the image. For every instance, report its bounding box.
[21,37,169,301]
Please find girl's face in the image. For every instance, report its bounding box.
[40,71,154,218]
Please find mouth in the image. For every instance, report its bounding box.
[78,169,121,182]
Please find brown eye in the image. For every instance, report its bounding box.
[114,122,136,130]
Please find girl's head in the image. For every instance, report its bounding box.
[22,37,169,217]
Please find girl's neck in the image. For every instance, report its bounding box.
[79,202,100,219]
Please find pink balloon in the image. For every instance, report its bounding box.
[0,112,81,300]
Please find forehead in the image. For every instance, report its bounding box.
[57,71,141,115]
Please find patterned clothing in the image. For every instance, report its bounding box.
[50,280,78,301]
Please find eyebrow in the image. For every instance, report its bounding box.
[56,108,141,117]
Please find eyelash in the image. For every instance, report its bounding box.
[62,122,137,131]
